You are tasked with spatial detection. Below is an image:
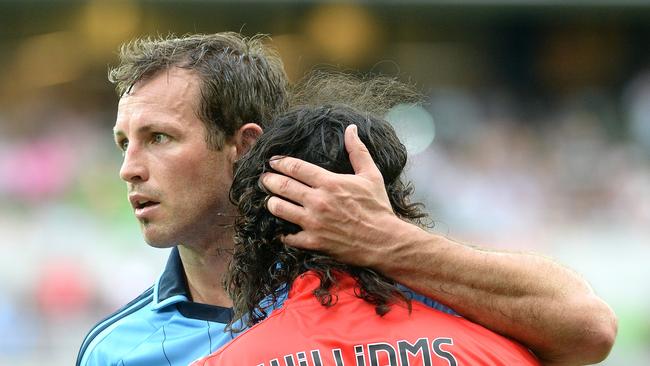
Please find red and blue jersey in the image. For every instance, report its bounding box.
[192,271,540,366]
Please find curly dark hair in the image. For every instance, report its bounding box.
[227,104,428,329]
[109,32,289,150]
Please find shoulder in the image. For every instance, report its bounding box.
[76,286,155,366]
[406,303,540,365]
[193,307,288,366]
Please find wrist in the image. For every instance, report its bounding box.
[368,217,434,273]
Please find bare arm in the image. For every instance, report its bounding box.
[260,125,617,365]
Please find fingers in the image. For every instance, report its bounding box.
[265,195,307,227]
[268,156,332,188]
[267,124,382,185]
[260,172,311,205]
[279,231,314,250]
[344,124,382,180]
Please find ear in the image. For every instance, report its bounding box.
[233,123,263,157]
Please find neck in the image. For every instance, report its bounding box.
[178,240,233,308]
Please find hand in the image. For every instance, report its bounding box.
[260,124,407,266]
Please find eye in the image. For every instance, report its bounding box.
[152,133,170,144]
[116,138,129,152]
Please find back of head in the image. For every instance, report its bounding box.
[109,32,289,149]
[228,101,427,328]
[290,70,422,119]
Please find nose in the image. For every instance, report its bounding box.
[119,146,149,183]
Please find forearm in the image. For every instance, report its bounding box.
[373,220,617,365]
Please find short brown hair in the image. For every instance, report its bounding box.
[109,33,289,149]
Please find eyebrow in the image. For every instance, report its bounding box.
[113,122,179,140]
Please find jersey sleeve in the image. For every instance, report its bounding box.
[398,284,458,315]
[76,342,112,366]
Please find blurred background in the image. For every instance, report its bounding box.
[0,0,648,364]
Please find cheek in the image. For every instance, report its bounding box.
[161,149,222,181]
[154,147,232,207]
[181,155,232,200]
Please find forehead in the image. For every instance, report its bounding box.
[114,68,202,130]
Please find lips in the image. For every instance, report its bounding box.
[134,203,160,219]
[129,194,161,219]
[134,199,157,209]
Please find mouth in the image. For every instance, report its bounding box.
[134,199,159,210]
[134,201,160,219]
[129,195,161,219]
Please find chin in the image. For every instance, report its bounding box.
[141,225,179,248]
[144,240,178,249]
[140,222,178,249]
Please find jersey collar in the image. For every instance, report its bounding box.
[152,246,188,309]
[151,247,233,323]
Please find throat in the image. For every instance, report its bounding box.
[178,244,233,307]
[187,281,232,307]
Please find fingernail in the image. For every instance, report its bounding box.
[351,124,361,142]
[263,195,272,209]
[269,155,284,167]
[257,174,269,192]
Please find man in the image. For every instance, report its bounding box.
[193,103,540,365]
[76,33,616,366]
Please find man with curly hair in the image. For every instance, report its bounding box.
[193,104,540,365]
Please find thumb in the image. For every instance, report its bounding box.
[345,124,382,180]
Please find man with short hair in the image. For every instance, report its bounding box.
[76,32,616,366]
[77,33,285,366]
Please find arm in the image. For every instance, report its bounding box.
[260,125,617,365]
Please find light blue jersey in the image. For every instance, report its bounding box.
[76,247,455,366]
[76,248,236,366]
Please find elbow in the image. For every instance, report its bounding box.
[564,297,618,365]
[580,303,618,364]
[541,296,618,366]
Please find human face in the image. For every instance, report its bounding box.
[113,68,237,248]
